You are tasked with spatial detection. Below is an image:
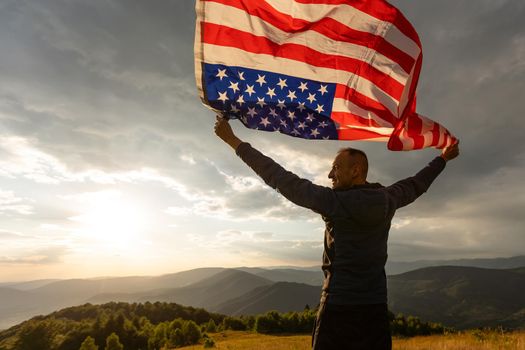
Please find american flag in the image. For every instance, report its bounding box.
[194,0,457,150]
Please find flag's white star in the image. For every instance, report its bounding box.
[228,81,240,93]
[245,85,256,97]
[287,110,296,120]
[241,116,248,124]
[259,117,271,127]
[238,71,246,80]
[315,104,325,114]
[279,119,288,128]
[277,78,288,89]
[231,105,240,113]
[291,129,301,136]
[277,99,286,110]
[246,107,258,118]
[307,93,317,104]
[287,90,297,101]
[310,128,320,138]
[323,136,331,140]
[298,82,308,92]
[266,87,276,99]
[306,113,315,122]
[318,84,328,95]
[298,121,307,130]
[319,121,328,128]
[216,69,228,81]
[256,97,266,108]
[269,108,279,117]
[237,95,245,106]
[217,91,229,103]
[256,74,267,87]
[297,102,306,112]
[273,127,279,131]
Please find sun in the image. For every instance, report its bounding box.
[69,190,149,248]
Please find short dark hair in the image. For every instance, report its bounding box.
[338,147,368,178]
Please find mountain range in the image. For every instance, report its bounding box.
[1,255,524,330]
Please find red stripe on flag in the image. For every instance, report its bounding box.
[335,84,397,126]
[406,114,425,149]
[204,0,415,73]
[203,22,405,100]
[430,122,441,147]
[293,0,421,47]
[331,111,384,128]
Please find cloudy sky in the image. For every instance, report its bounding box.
[0,0,523,282]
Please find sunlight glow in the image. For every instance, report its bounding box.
[69,190,149,250]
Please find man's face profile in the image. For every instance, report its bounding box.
[328,151,358,190]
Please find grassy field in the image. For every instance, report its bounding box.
[393,330,525,350]
[179,330,525,350]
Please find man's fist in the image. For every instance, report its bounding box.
[214,115,242,150]
[440,141,460,162]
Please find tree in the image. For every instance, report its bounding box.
[205,319,217,333]
[168,328,184,348]
[104,333,123,350]
[15,320,55,350]
[79,336,98,350]
[148,323,168,350]
[255,311,282,333]
[222,317,246,331]
[182,320,201,345]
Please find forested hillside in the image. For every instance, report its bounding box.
[0,302,448,350]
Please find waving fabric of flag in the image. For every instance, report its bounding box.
[194,0,457,150]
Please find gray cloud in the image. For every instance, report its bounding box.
[192,229,323,265]
[0,0,203,173]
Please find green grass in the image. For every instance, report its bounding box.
[178,330,525,350]
[180,331,309,350]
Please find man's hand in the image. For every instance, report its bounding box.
[440,141,460,162]
[214,115,242,150]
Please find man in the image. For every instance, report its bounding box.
[214,116,459,350]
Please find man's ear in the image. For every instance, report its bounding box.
[355,165,366,180]
[352,166,360,179]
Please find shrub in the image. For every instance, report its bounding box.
[203,337,216,348]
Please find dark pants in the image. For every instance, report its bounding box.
[312,302,392,350]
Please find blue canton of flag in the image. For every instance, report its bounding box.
[204,63,339,140]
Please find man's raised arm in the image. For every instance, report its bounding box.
[214,116,335,216]
[386,142,460,210]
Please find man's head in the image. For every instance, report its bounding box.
[328,148,368,190]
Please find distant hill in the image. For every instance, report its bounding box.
[87,269,273,310]
[0,279,61,291]
[386,255,525,275]
[139,269,273,308]
[388,266,525,329]
[214,282,320,315]
[237,267,323,286]
[1,257,525,331]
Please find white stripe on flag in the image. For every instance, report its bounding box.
[203,1,409,85]
[340,125,392,141]
[203,43,400,116]
[264,0,421,59]
[332,98,394,128]
[383,24,421,61]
